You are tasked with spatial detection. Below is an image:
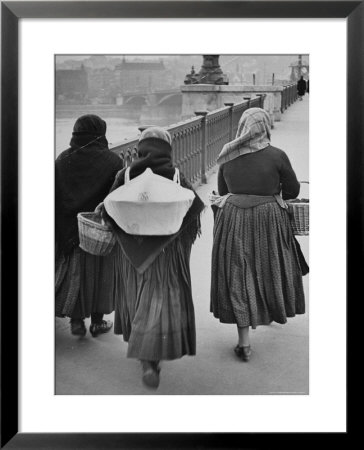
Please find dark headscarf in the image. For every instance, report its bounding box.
[69,114,109,150]
[129,137,175,180]
[111,128,175,186]
[56,114,124,254]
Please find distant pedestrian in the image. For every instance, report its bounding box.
[103,127,204,389]
[210,108,307,362]
[297,76,307,100]
[55,114,124,337]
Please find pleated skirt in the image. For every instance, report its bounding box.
[210,202,305,329]
[55,246,116,318]
[113,237,196,361]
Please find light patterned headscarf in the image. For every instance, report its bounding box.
[139,126,172,145]
[217,107,271,165]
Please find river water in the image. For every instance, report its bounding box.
[55,117,143,157]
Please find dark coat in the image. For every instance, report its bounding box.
[55,115,124,254]
[297,78,307,96]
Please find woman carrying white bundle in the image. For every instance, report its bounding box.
[103,127,204,389]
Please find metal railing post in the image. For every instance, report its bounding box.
[224,102,234,141]
[195,111,208,184]
[281,87,285,113]
[138,125,155,133]
[243,97,251,108]
[256,93,265,108]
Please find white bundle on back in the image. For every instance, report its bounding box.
[104,168,194,236]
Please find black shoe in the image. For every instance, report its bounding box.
[141,360,160,389]
[89,320,113,337]
[70,319,86,337]
[234,345,252,362]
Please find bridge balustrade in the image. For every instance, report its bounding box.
[168,116,204,184]
[281,83,298,112]
[232,102,250,137]
[281,86,288,112]
[206,106,231,172]
[110,94,270,186]
[111,138,139,168]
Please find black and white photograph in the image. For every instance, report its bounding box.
[55,54,309,395]
[2,0,356,443]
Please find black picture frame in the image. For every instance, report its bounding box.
[1,1,359,448]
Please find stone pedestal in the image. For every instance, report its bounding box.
[234,85,284,121]
[184,55,228,85]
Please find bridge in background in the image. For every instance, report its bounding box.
[120,88,182,107]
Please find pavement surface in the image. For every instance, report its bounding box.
[56,95,309,395]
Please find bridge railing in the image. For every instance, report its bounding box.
[232,101,250,137]
[205,106,231,172]
[281,83,298,112]
[110,94,267,186]
[168,116,204,184]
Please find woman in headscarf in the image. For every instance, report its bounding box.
[210,108,307,362]
[55,114,124,337]
[103,127,204,389]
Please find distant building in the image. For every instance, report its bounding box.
[87,67,120,103]
[115,58,167,93]
[56,65,88,103]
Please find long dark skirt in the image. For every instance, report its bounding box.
[55,246,116,318]
[210,202,305,329]
[113,237,196,361]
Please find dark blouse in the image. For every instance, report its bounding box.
[218,145,300,200]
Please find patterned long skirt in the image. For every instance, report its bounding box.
[113,237,196,361]
[55,246,117,318]
[210,202,305,329]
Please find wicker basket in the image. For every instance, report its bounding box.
[287,202,309,236]
[287,181,309,236]
[77,212,116,256]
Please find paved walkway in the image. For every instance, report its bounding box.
[56,96,309,395]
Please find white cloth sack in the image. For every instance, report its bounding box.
[104,167,194,235]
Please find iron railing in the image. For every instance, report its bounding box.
[110,93,295,186]
[281,83,298,112]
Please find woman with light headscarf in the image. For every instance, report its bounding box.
[210,108,307,362]
[103,127,204,389]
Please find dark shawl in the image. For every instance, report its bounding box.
[55,115,124,254]
[297,78,307,96]
[103,137,205,273]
